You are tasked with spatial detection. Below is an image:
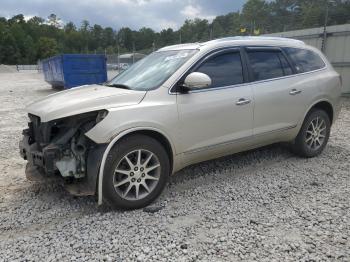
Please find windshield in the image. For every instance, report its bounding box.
[107,49,198,91]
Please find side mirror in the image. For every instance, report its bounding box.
[183,72,212,90]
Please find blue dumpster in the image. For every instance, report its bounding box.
[42,54,107,89]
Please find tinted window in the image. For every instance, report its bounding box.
[279,53,293,76]
[196,52,243,88]
[284,47,325,73]
[247,51,292,81]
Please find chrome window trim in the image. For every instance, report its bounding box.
[183,82,251,94]
[244,65,328,88]
[170,66,327,95]
[168,45,328,95]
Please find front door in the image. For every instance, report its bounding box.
[176,49,254,165]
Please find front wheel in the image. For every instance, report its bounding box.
[102,134,170,209]
[292,109,331,158]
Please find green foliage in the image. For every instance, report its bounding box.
[242,0,270,31]
[0,28,21,64]
[0,0,349,64]
[36,37,58,59]
[47,14,61,28]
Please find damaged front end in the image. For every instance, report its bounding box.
[19,111,108,196]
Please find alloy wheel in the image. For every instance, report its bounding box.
[305,117,327,151]
[113,149,161,201]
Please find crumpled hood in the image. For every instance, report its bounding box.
[26,84,146,122]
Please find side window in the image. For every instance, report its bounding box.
[195,52,243,88]
[278,53,293,76]
[283,47,325,73]
[247,50,293,81]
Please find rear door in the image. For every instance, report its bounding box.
[244,47,306,136]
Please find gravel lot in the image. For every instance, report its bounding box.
[0,72,349,261]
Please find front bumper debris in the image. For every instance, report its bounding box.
[19,127,107,197]
[19,131,60,176]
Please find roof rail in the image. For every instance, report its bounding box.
[205,36,305,45]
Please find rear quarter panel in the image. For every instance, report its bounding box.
[298,68,342,128]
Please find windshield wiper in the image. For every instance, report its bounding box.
[105,83,131,90]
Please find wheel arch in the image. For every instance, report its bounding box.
[307,100,334,125]
[118,129,174,172]
[97,127,175,205]
[293,100,333,158]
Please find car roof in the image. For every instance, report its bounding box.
[158,36,306,52]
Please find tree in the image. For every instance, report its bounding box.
[64,30,85,53]
[242,0,270,33]
[135,27,155,50]
[0,29,21,64]
[64,22,76,33]
[211,20,225,38]
[1,1,350,64]
[8,14,25,24]
[298,0,324,28]
[0,17,7,24]
[179,19,210,43]
[80,20,91,53]
[118,27,134,51]
[329,0,350,25]
[36,37,58,60]
[268,0,300,32]
[28,16,45,25]
[23,36,36,63]
[10,23,29,63]
[81,20,90,32]
[47,14,61,28]
[87,24,102,51]
[158,28,176,46]
[102,27,115,48]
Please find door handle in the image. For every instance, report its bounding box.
[289,89,302,95]
[236,98,251,106]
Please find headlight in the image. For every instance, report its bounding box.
[96,110,109,124]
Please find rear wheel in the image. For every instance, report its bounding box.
[103,134,170,209]
[292,109,331,157]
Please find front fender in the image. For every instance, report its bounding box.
[94,126,177,205]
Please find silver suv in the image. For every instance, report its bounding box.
[20,37,342,209]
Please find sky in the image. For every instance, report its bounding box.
[0,0,246,31]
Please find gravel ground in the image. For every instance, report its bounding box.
[0,72,349,261]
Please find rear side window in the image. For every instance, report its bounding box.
[279,53,293,76]
[195,52,243,88]
[283,47,325,73]
[247,51,293,81]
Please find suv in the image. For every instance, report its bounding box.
[19,37,342,209]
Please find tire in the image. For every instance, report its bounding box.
[102,134,170,209]
[292,109,331,158]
